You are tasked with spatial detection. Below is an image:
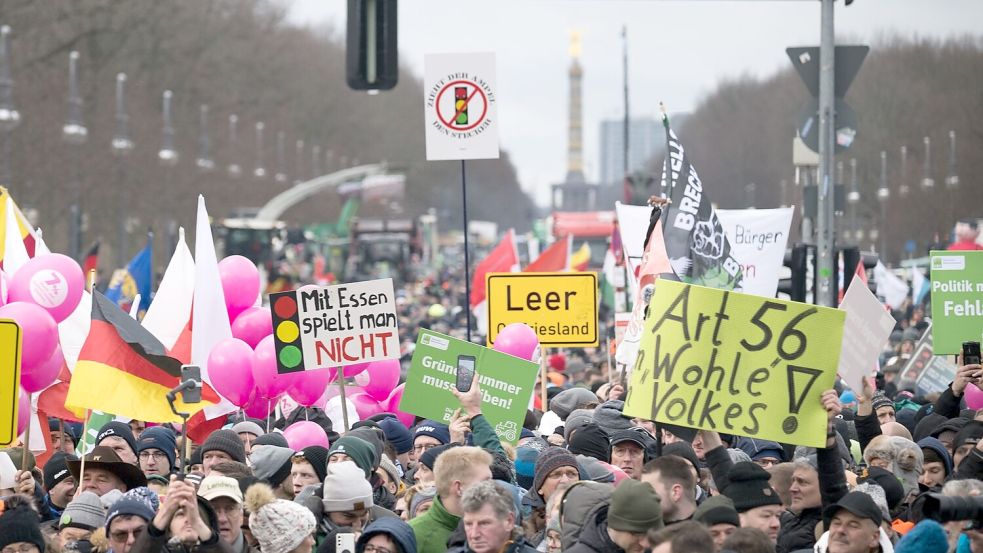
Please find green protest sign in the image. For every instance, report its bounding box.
[623,280,845,448]
[930,251,983,354]
[399,329,538,444]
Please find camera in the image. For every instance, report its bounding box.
[912,493,983,530]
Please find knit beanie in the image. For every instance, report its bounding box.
[894,519,949,553]
[858,466,905,510]
[514,445,541,490]
[321,461,374,512]
[409,486,437,517]
[137,426,177,469]
[852,482,890,522]
[378,417,413,455]
[59,491,105,531]
[694,494,740,527]
[564,409,595,441]
[871,392,894,413]
[245,483,316,553]
[608,479,664,533]
[592,400,633,434]
[296,445,329,482]
[0,496,44,550]
[328,436,376,479]
[736,438,785,463]
[533,448,581,497]
[105,487,157,529]
[43,452,78,491]
[413,420,451,445]
[347,427,385,468]
[721,462,782,512]
[232,420,265,438]
[575,455,615,483]
[567,423,609,462]
[419,443,459,472]
[379,455,401,488]
[96,421,139,458]
[549,388,598,420]
[250,445,295,487]
[201,429,247,463]
[253,432,289,449]
[1,447,35,472]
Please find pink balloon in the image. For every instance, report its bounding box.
[208,338,256,407]
[339,361,370,378]
[283,421,330,450]
[966,383,983,410]
[0,301,58,372]
[353,359,401,400]
[252,335,297,400]
[385,383,415,427]
[21,344,63,393]
[231,306,273,349]
[8,253,84,323]
[288,368,335,407]
[493,323,540,361]
[16,387,29,436]
[348,390,385,419]
[219,255,261,320]
[243,394,276,419]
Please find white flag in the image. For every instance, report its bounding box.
[143,227,195,350]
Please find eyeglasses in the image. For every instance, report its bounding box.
[364,545,394,553]
[139,451,167,460]
[413,444,439,453]
[754,458,780,469]
[2,545,40,553]
[110,527,145,543]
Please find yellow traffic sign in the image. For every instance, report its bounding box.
[0,319,22,446]
[486,272,598,347]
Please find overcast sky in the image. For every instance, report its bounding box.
[287,1,983,206]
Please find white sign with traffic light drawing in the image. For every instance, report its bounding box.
[837,280,896,393]
[424,53,500,161]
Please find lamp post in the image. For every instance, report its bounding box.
[274,131,287,184]
[920,136,933,189]
[898,145,909,198]
[196,105,214,171]
[158,90,178,166]
[945,130,958,189]
[111,73,134,268]
[294,139,305,185]
[847,158,860,243]
[62,51,87,260]
[253,122,266,179]
[227,114,241,178]
[877,151,889,258]
[0,26,20,188]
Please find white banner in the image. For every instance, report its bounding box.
[838,281,897,392]
[424,53,500,161]
[614,202,651,301]
[716,207,794,298]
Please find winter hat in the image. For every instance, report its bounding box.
[575,455,615,483]
[379,417,413,455]
[726,448,753,465]
[413,420,450,445]
[822,491,883,528]
[347,427,384,467]
[550,388,598,420]
[100,489,124,511]
[409,486,437,518]
[67,446,148,491]
[533,448,581,497]
[356,517,418,553]
[322,461,374,512]
[592,400,632,434]
[379,455,401,488]
[693,494,740,527]
[608,479,664,533]
[662,442,700,477]
[96,421,139,459]
[913,413,948,442]
[253,432,289,449]
[871,392,894,413]
[137,426,177,469]
[245,483,316,553]
[249,445,295,487]
[894,519,949,553]
[0,495,44,550]
[952,420,983,451]
[736,438,785,463]
[295,445,329,482]
[567,423,609,462]
[232,420,265,438]
[419,443,459,472]
[514,445,540,490]
[43,452,78,491]
[890,436,923,499]
[608,428,653,461]
[49,417,78,444]
[105,487,157,529]
[201,429,247,463]
[59,491,105,531]
[858,467,905,511]
[1,447,34,472]
[563,409,595,441]
[198,475,244,503]
[722,462,782,512]
[328,437,376,479]
[917,437,953,477]
[852,483,890,522]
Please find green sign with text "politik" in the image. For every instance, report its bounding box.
[930,251,983,354]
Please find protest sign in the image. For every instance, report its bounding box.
[838,281,896,392]
[930,250,983,354]
[424,53,499,161]
[400,329,538,443]
[0,319,21,445]
[716,208,794,298]
[486,272,598,347]
[615,202,652,300]
[623,281,845,448]
[902,323,959,396]
[269,279,400,373]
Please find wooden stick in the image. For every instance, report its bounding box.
[338,371,350,433]
[21,406,31,469]
[87,269,96,293]
[77,409,92,484]
[540,348,549,413]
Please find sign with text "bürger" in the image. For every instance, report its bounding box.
[424,52,499,161]
[486,272,598,348]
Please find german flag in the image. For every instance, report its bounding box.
[65,291,219,422]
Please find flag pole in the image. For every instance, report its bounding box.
[659,102,674,223]
[76,409,92,490]
[539,348,548,414]
[337,370,350,433]
[461,159,473,343]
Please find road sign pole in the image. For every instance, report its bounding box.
[816,0,836,307]
[461,159,473,343]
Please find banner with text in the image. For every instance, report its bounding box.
[269,279,400,373]
[623,281,845,448]
[400,329,538,443]
[486,272,598,347]
[838,281,897,393]
[716,208,793,298]
[930,251,983,354]
[424,52,499,161]
[904,322,959,396]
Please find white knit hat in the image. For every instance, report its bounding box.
[321,461,374,513]
[245,483,316,553]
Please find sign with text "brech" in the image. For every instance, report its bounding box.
[0,319,22,446]
[930,250,983,354]
[269,279,400,373]
[486,272,598,347]
[424,52,499,161]
[623,281,845,448]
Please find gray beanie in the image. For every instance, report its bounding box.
[250,445,295,486]
[59,491,105,531]
[592,400,632,434]
[564,409,595,441]
[232,421,266,438]
[550,388,599,420]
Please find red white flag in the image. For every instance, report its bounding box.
[470,229,519,307]
[525,235,570,273]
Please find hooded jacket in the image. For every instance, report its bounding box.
[356,517,417,553]
[916,437,953,478]
[776,445,848,553]
[564,503,624,553]
[558,481,614,551]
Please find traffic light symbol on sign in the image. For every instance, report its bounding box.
[271,291,304,373]
[455,87,468,126]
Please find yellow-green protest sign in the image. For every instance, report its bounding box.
[486,272,598,347]
[623,281,844,448]
[0,319,22,446]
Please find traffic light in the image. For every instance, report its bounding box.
[839,246,878,296]
[778,244,810,302]
[346,0,398,91]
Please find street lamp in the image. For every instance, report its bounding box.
[227,114,241,178]
[158,90,178,165]
[62,50,87,260]
[877,151,889,258]
[274,131,287,184]
[196,105,214,171]
[253,122,266,178]
[111,72,134,268]
[898,145,909,198]
[945,130,959,188]
[847,158,860,243]
[294,139,304,185]
[920,136,933,189]
[0,25,21,187]
[111,73,133,155]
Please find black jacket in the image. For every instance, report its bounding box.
[564,504,624,553]
[776,445,848,553]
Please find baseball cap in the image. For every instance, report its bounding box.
[197,475,244,504]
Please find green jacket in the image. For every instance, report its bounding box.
[409,495,460,553]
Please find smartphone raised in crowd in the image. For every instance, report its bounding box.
[336,533,355,553]
[456,355,476,392]
[180,365,203,404]
[963,341,981,367]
